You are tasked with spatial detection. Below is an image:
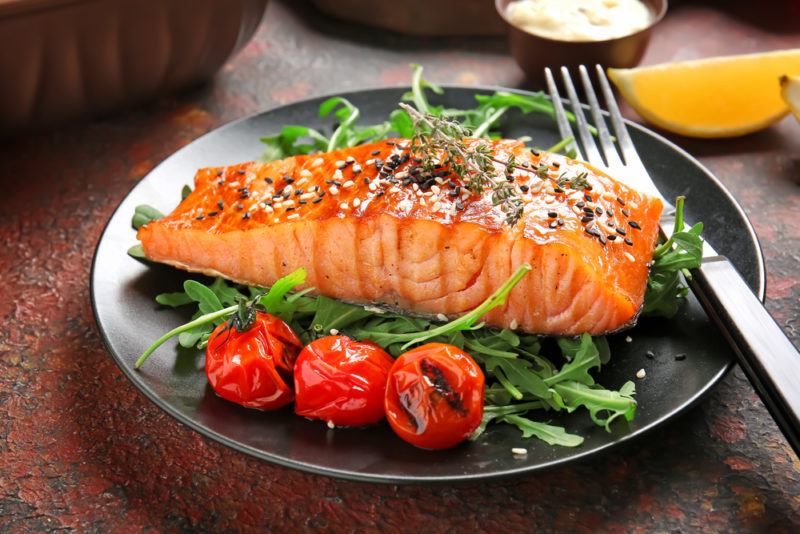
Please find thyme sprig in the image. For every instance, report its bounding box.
[400,103,525,226]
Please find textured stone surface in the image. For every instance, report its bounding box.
[1,0,798,531]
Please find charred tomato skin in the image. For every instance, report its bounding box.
[384,343,484,450]
[205,311,302,410]
[294,335,395,427]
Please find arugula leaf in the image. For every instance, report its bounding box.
[551,380,637,431]
[546,334,601,386]
[155,291,194,308]
[403,63,444,116]
[500,415,584,447]
[183,280,223,315]
[260,125,329,161]
[127,244,146,259]
[644,197,704,318]
[484,357,551,399]
[131,204,164,230]
[181,185,193,200]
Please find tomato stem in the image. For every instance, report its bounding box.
[134,305,237,369]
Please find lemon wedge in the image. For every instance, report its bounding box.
[780,74,800,122]
[608,49,800,138]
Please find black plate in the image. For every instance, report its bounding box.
[91,87,765,484]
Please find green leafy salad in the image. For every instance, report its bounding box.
[130,65,704,447]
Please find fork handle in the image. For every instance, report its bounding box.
[689,256,800,457]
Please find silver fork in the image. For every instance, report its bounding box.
[545,65,800,456]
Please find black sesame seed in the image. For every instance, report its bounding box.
[552,161,560,168]
[622,208,630,218]
[607,234,617,241]
[283,192,291,199]
[448,190,458,198]
[455,201,464,211]
[608,220,616,227]
[624,238,633,246]
[217,200,224,210]
[208,211,218,217]
[674,353,687,361]
[645,350,655,359]
[576,201,586,208]
[363,178,370,185]
[265,177,273,184]
[584,193,592,202]
[581,215,594,223]
[299,199,307,205]
[506,175,515,182]
[599,235,607,245]
[295,189,303,196]
[284,176,294,184]
[629,221,641,230]
[554,187,564,194]
[236,203,244,210]
[616,197,626,206]
[583,207,594,214]
[547,211,557,218]
[531,148,540,156]
[595,206,604,216]
[376,190,385,197]
[216,170,223,177]
[520,185,530,193]
[371,149,381,156]
[386,141,396,146]
[312,197,323,204]
[616,227,627,236]
[237,169,245,175]
[557,218,564,226]
[285,207,295,212]
[399,154,410,164]
[195,214,205,220]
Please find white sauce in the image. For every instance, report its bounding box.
[506,0,652,42]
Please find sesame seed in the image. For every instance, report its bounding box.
[607,234,617,241]
[312,197,323,204]
[436,313,448,322]
[300,169,312,178]
[327,420,335,429]
[371,149,381,156]
[645,350,655,359]
[287,213,300,220]
[624,252,636,262]
[616,197,626,206]
[625,335,633,342]
[333,169,344,181]
[675,353,687,361]
[624,238,633,246]
[366,159,375,166]
[510,319,519,330]
[273,202,283,209]
[352,164,362,174]
[636,368,646,379]
[396,171,409,180]
[511,447,527,456]
[629,221,641,230]
[335,160,346,169]
[329,186,340,195]
[283,199,295,207]
[369,183,377,191]
[296,177,308,186]
[312,157,324,167]
[346,156,355,163]
[339,202,349,210]
[300,192,315,200]
[353,198,361,208]
[264,205,274,213]
[431,185,441,195]
[342,180,354,189]
[264,177,273,184]
[432,201,442,212]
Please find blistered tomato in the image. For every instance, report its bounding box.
[384,343,484,450]
[205,311,302,410]
[294,335,395,427]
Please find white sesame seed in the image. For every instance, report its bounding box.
[300,192,315,200]
[287,213,300,220]
[283,199,295,207]
[511,447,527,456]
[296,177,308,186]
[342,180,354,189]
[436,313,448,322]
[625,335,633,343]
[346,156,355,163]
[510,319,519,330]
[412,183,419,191]
[339,202,349,210]
[353,198,361,208]
[229,181,240,187]
[624,252,636,262]
[365,158,375,166]
[333,169,344,181]
[273,217,279,223]
[431,185,441,195]
[282,185,292,194]
[263,205,274,213]
[629,201,639,210]
[368,183,377,191]
[423,191,433,197]
[329,186,340,195]
[352,164,362,174]
[636,368,646,379]
[273,202,283,209]
[327,420,335,429]
[602,191,616,201]
[300,169,312,178]
[434,177,444,185]
[312,157,324,167]
[330,329,339,335]
[396,171,409,180]
[432,201,442,212]
[335,160,346,169]
[419,197,427,206]
[389,186,401,194]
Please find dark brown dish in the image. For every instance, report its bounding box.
[496,0,667,81]
[0,0,268,133]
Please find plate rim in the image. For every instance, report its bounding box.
[90,84,766,484]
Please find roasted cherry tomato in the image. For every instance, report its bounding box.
[206,311,302,410]
[294,335,395,427]
[384,343,484,450]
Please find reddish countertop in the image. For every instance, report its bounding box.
[1,0,798,531]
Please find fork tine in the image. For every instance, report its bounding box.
[544,67,583,160]
[560,66,603,166]
[594,64,645,171]
[578,65,623,170]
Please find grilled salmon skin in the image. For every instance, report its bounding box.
[138,138,663,335]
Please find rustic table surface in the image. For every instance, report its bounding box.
[1,0,798,531]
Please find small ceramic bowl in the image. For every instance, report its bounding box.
[496,0,667,82]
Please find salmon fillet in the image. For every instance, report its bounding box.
[138,138,663,335]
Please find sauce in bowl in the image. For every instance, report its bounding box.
[506,0,653,42]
